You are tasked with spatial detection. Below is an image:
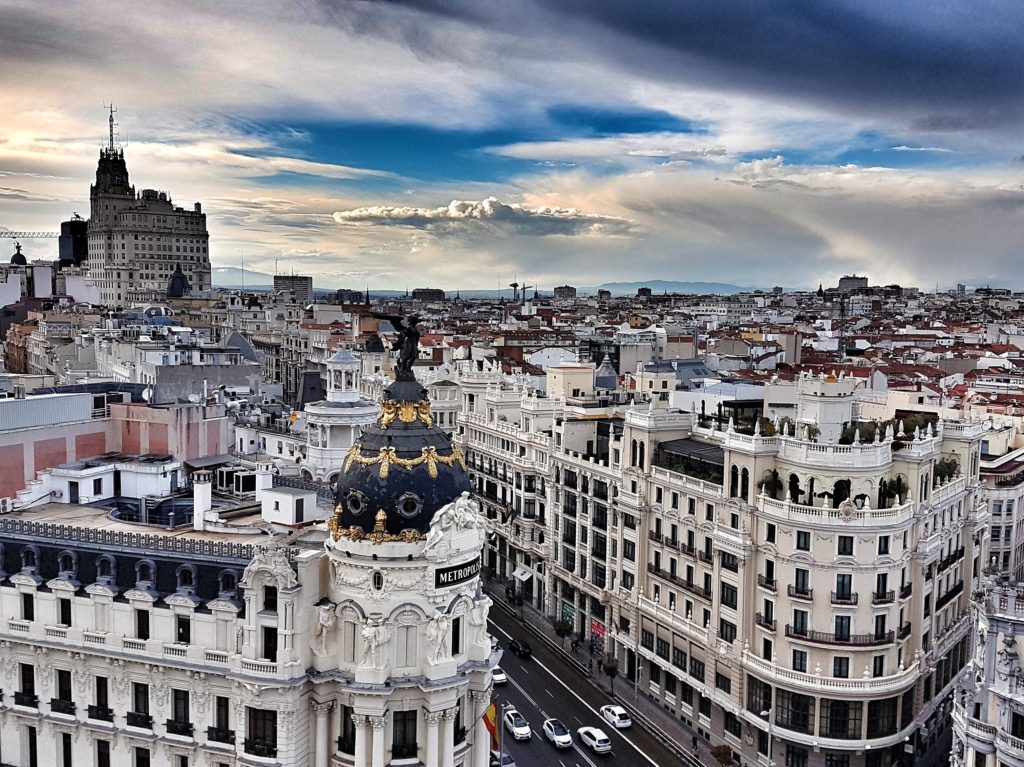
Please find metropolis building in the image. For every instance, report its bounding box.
[0,331,496,767]
[87,114,212,305]
[461,370,989,767]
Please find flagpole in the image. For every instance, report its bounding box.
[498,701,505,762]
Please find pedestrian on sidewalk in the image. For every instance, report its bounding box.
[588,658,593,673]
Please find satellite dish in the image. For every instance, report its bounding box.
[142,386,152,402]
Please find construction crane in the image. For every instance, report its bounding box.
[0,231,58,239]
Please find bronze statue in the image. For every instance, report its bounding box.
[374,313,421,380]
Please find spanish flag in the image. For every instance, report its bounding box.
[482,701,499,749]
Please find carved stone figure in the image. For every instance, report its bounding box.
[313,603,337,656]
[469,596,492,647]
[361,620,392,669]
[425,612,452,663]
[243,547,297,590]
[375,313,421,381]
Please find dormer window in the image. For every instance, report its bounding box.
[97,556,114,579]
[136,561,154,586]
[21,547,38,572]
[58,551,76,577]
[219,571,237,595]
[176,565,196,592]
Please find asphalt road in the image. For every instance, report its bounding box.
[488,608,702,767]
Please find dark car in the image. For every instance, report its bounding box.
[509,639,533,659]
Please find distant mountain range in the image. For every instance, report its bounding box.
[211,269,749,297]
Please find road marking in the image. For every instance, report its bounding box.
[546,690,555,698]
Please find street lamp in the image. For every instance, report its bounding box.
[760,709,775,767]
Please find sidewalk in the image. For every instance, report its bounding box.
[486,582,713,767]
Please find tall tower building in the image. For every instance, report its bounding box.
[87,109,212,305]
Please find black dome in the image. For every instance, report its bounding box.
[166,264,191,298]
[10,242,26,266]
[333,378,470,536]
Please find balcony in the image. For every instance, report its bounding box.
[88,704,114,721]
[208,727,236,744]
[649,530,663,543]
[938,546,966,573]
[245,739,278,758]
[936,581,964,610]
[785,625,895,646]
[758,575,777,592]
[900,583,913,599]
[679,543,697,557]
[831,591,859,606]
[898,623,912,640]
[698,550,714,564]
[166,720,194,737]
[872,590,896,605]
[14,691,38,708]
[755,613,777,630]
[788,585,813,601]
[127,712,153,729]
[50,698,76,715]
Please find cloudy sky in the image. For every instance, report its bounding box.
[2,0,1023,291]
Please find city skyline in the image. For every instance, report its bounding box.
[2,1,1023,290]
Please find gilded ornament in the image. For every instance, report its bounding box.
[398,402,418,423]
[342,442,467,480]
[418,401,433,428]
[379,401,399,428]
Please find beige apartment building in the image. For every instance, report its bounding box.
[460,370,989,767]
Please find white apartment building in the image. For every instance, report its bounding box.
[459,370,990,767]
[952,575,1024,767]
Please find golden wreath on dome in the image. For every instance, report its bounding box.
[378,399,433,429]
[342,443,466,480]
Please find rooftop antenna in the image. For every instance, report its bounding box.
[240,248,245,292]
[509,280,519,303]
[103,103,117,152]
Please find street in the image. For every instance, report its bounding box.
[488,607,706,767]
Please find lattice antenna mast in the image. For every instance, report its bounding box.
[103,103,118,151]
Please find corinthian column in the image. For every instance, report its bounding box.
[310,700,334,767]
[353,714,369,767]
[440,707,458,767]
[424,710,443,767]
[370,714,387,767]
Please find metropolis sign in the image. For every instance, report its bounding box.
[435,556,482,589]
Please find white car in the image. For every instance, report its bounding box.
[600,704,632,729]
[542,718,573,748]
[503,708,532,741]
[578,726,612,754]
[492,666,508,685]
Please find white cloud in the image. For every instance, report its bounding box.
[332,196,636,237]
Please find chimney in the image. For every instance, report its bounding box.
[255,462,274,501]
[192,470,213,531]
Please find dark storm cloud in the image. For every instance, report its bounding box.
[381,0,1024,129]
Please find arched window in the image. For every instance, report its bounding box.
[638,442,645,470]
[97,556,114,579]
[136,560,154,584]
[372,571,384,591]
[176,565,196,591]
[21,547,38,571]
[740,468,750,501]
[58,551,76,576]
[729,465,739,497]
[630,440,638,467]
[219,571,237,594]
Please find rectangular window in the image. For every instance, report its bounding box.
[246,708,277,754]
[264,586,278,612]
[878,535,890,555]
[93,478,103,495]
[796,530,810,551]
[392,710,418,758]
[172,689,189,723]
[97,740,111,767]
[216,696,230,731]
[176,615,191,644]
[656,638,670,659]
[838,535,854,556]
[623,540,636,561]
[22,593,34,622]
[720,582,738,609]
[793,609,808,634]
[135,747,151,767]
[872,655,885,678]
[262,626,278,662]
[793,649,807,672]
[834,616,851,641]
[56,668,72,701]
[61,732,71,767]
[673,648,687,669]
[132,683,149,715]
[96,676,108,708]
[715,672,732,693]
[705,504,714,521]
[720,619,737,643]
[59,598,72,627]
[21,663,35,695]
[766,523,776,543]
[689,658,705,682]
[833,657,850,678]
[136,610,150,640]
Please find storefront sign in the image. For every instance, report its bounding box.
[434,556,481,588]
